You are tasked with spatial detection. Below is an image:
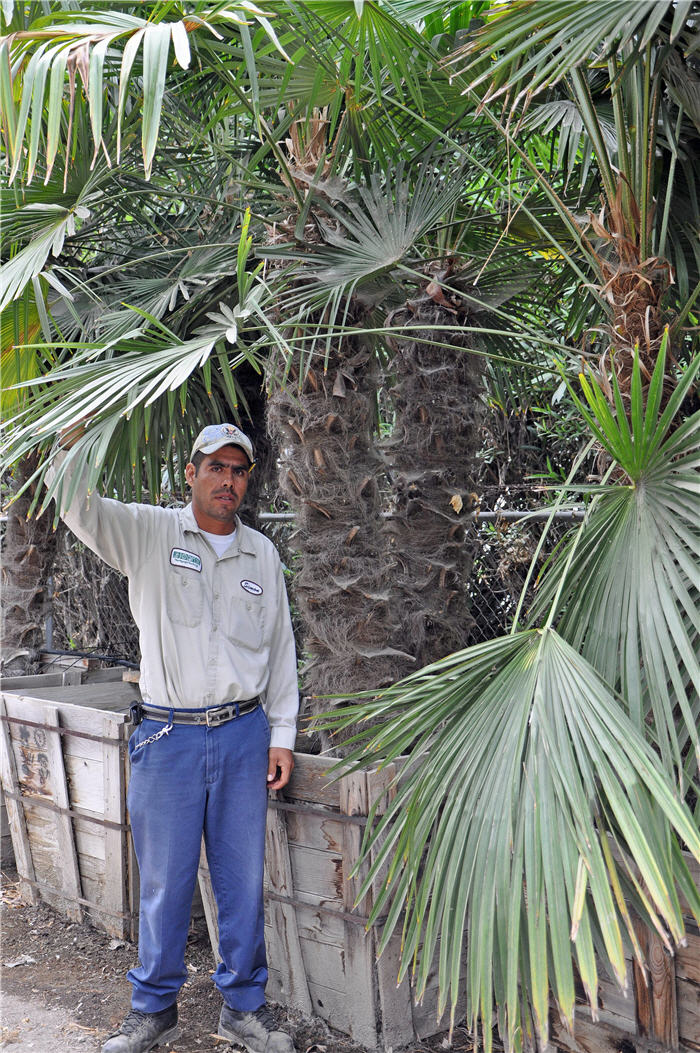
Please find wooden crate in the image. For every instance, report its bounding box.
[0,681,138,939]
[198,753,700,1052]
[198,752,459,1050]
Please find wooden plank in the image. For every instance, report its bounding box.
[282,753,343,809]
[0,670,82,690]
[264,801,313,1014]
[84,668,127,684]
[44,704,83,924]
[102,714,128,938]
[3,691,129,744]
[340,769,379,1050]
[677,931,700,985]
[365,761,416,1049]
[264,896,345,946]
[267,965,354,1035]
[263,924,346,993]
[282,808,344,854]
[0,696,38,904]
[551,1011,639,1053]
[279,843,343,901]
[677,975,700,1052]
[634,919,679,1049]
[198,840,222,965]
[2,682,138,711]
[1,793,14,865]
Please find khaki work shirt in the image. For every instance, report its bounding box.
[49,452,299,750]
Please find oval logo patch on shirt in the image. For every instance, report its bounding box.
[241,579,263,596]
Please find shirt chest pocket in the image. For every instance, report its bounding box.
[229,596,266,652]
[166,570,204,627]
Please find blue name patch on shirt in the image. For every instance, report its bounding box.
[170,548,202,572]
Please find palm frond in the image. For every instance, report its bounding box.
[529,338,700,776]
[316,628,700,1052]
[2,2,291,182]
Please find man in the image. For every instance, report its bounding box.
[50,423,299,1053]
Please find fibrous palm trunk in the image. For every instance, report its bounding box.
[268,340,409,748]
[382,283,483,667]
[1,455,59,676]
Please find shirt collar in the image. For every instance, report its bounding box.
[179,503,257,556]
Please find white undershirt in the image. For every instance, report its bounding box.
[201,527,236,558]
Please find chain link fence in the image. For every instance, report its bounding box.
[48,508,579,668]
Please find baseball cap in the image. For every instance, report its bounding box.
[190,423,255,465]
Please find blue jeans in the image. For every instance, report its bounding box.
[126,705,270,1013]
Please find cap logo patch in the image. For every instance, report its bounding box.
[241,579,263,596]
[171,548,202,572]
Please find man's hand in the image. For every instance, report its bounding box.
[267,748,294,791]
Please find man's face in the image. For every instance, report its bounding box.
[185,445,250,534]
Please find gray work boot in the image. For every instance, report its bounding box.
[218,1003,294,1053]
[102,1005,179,1052]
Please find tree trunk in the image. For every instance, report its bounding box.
[1,455,58,676]
[267,342,409,749]
[382,291,483,667]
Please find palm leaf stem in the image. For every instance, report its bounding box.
[641,41,656,262]
[569,66,616,202]
[510,436,596,632]
[657,104,683,261]
[258,323,579,361]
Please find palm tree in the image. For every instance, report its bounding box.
[317,3,700,1050]
[2,4,698,1051]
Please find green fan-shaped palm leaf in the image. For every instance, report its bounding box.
[317,627,700,1052]
[530,338,700,777]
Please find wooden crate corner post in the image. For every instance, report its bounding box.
[339,768,382,1050]
[365,761,417,1050]
[0,694,38,905]
[264,800,313,1014]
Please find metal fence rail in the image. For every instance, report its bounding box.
[48,507,581,666]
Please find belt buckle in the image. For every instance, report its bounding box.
[206,704,235,728]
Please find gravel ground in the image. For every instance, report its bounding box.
[0,868,479,1053]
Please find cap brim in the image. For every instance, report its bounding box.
[196,438,253,461]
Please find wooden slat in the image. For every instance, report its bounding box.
[44,704,83,924]
[551,1010,639,1053]
[634,918,679,1049]
[0,670,82,690]
[0,695,38,904]
[677,931,700,985]
[198,840,222,965]
[365,762,416,1049]
[2,682,138,711]
[283,753,343,808]
[102,715,128,938]
[340,770,379,1050]
[676,974,700,1051]
[264,801,313,1014]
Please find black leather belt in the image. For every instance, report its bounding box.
[133,699,260,727]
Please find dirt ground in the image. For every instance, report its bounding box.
[0,867,478,1053]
